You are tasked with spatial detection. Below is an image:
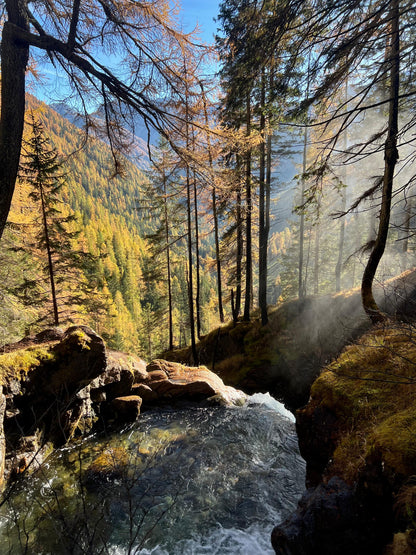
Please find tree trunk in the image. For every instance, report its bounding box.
[39,181,59,326]
[243,93,252,321]
[183,77,198,363]
[298,59,311,300]
[259,70,268,325]
[163,176,174,351]
[193,169,202,339]
[299,124,308,299]
[200,82,225,323]
[361,0,400,323]
[235,185,243,321]
[314,221,320,296]
[336,78,348,293]
[0,2,30,239]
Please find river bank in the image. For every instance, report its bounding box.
[272,321,416,554]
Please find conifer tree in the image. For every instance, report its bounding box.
[18,114,105,325]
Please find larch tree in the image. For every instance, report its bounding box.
[0,0,204,241]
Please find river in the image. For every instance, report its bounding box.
[0,393,305,554]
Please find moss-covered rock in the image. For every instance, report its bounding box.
[85,446,129,487]
[274,321,416,554]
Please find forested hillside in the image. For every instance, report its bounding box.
[0,96,221,356]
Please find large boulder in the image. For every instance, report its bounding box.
[8,326,107,445]
[142,359,247,406]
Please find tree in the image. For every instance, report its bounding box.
[235,0,416,320]
[0,0,203,240]
[18,114,106,325]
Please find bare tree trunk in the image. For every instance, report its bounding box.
[402,199,411,254]
[243,93,252,321]
[212,186,224,323]
[39,182,59,326]
[335,79,348,293]
[299,124,308,299]
[183,76,198,364]
[199,82,225,323]
[299,59,311,300]
[258,70,268,325]
[163,176,174,351]
[0,2,29,239]
[314,222,320,296]
[193,169,202,339]
[234,186,243,323]
[361,0,400,323]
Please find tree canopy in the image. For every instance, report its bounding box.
[0,0,204,239]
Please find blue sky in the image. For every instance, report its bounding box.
[179,0,220,43]
[32,0,222,105]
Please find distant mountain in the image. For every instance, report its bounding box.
[50,101,151,171]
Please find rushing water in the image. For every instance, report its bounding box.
[0,393,305,554]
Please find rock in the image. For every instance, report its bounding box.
[131,383,158,402]
[19,326,107,398]
[296,403,341,488]
[9,326,107,445]
[84,446,129,488]
[271,476,387,555]
[90,350,147,402]
[143,359,247,406]
[1,327,64,353]
[111,396,142,422]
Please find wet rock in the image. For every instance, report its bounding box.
[271,476,387,555]
[84,446,129,488]
[111,395,142,422]
[144,359,247,406]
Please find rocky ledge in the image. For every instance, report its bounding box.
[272,322,416,555]
[0,326,246,486]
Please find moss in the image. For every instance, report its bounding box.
[0,347,55,384]
[214,354,247,385]
[309,322,416,483]
[369,407,416,476]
